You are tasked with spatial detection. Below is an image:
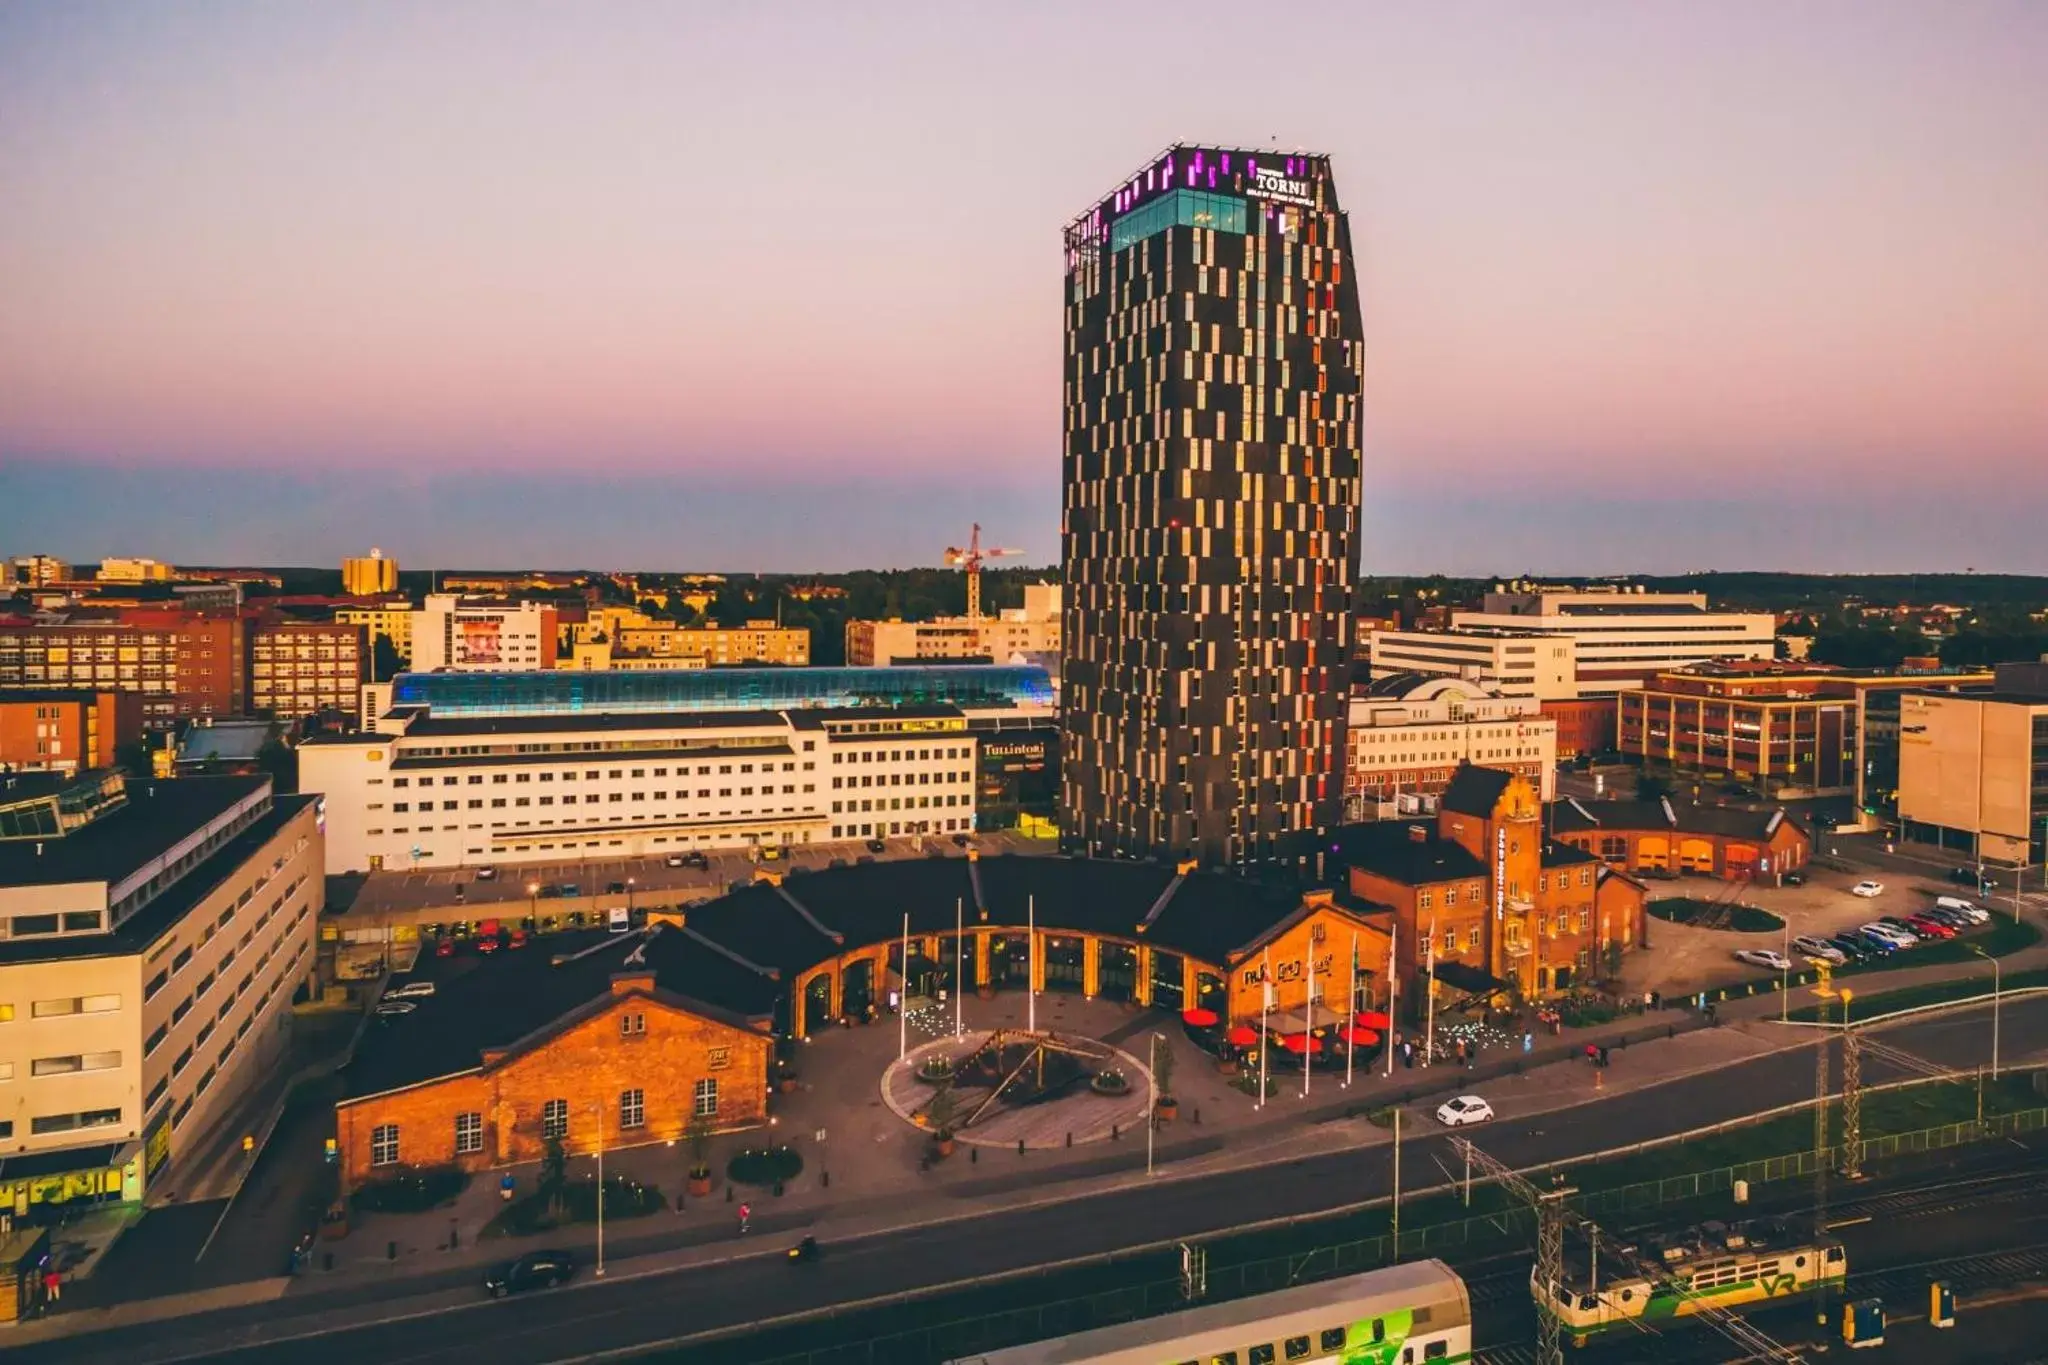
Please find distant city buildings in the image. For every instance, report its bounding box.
[410,594,558,672]
[1344,676,1557,822]
[341,548,399,596]
[845,583,1060,667]
[1061,144,1363,869]
[97,557,174,584]
[8,555,69,588]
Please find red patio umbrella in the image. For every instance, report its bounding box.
[1225,1024,1261,1048]
[1354,1010,1392,1030]
[1279,1032,1324,1054]
[1181,1007,1220,1028]
[1338,1025,1381,1047]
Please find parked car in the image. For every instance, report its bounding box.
[507,929,529,950]
[474,866,498,881]
[1828,934,1873,963]
[1934,896,1991,924]
[386,981,436,1000]
[1791,936,1846,965]
[374,1000,417,1018]
[1851,880,1885,898]
[685,852,710,870]
[1435,1095,1495,1127]
[1850,929,1899,955]
[558,882,580,897]
[434,937,457,958]
[484,1249,576,1298]
[477,935,501,954]
[866,839,887,854]
[606,880,628,894]
[1881,914,1943,941]
[952,833,973,847]
[1906,914,1956,940]
[665,853,689,868]
[1860,922,1916,950]
[1780,871,1806,886]
[1734,948,1792,971]
[1920,906,1971,930]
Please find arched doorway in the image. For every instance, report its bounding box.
[1043,936,1085,992]
[1636,835,1670,872]
[842,958,875,1020]
[938,934,978,993]
[803,974,833,1035]
[991,934,1031,990]
[1098,943,1137,1002]
[1149,950,1185,1012]
[1678,838,1715,874]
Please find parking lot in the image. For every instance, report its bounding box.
[339,827,1058,923]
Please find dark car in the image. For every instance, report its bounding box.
[1922,906,1971,930]
[1828,934,1872,963]
[866,839,886,854]
[952,833,972,848]
[485,1249,575,1298]
[606,880,628,894]
[1780,871,1806,886]
[558,882,580,897]
[1851,929,1898,955]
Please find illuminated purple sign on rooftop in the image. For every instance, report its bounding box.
[1065,143,1330,258]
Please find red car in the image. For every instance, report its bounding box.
[1907,915,1956,939]
[508,929,529,950]
[434,938,456,958]
[477,935,501,954]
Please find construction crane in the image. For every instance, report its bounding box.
[1451,1136,1801,1365]
[943,523,1021,625]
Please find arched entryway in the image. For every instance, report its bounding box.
[1678,838,1715,874]
[842,958,875,1020]
[1149,950,1185,1012]
[991,934,1031,990]
[1098,943,1137,1002]
[938,933,978,993]
[1043,935,1085,992]
[803,974,833,1034]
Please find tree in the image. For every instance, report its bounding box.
[1151,1035,1176,1106]
[925,1079,958,1142]
[684,1111,713,1179]
[371,633,408,682]
[257,733,296,792]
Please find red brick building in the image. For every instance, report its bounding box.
[1541,697,1619,759]
[335,930,774,1187]
[1550,797,1812,882]
[1340,765,1646,1002]
[0,688,142,772]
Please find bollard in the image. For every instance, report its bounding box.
[1017,1138,1026,1157]
[387,1240,398,1262]
[1066,1131,1073,1148]
[1111,1123,1120,1141]
[821,1170,830,1188]
[726,1184,734,1202]
[1193,1108,1201,1125]
[969,1146,978,1163]
[449,1219,460,1250]
[323,1252,334,1272]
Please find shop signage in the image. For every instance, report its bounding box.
[1250,166,1315,207]
[1495,827,1508,921]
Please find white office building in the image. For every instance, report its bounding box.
[410,595,558,672]
[299,706,979,873]
[1345,676,1557,820]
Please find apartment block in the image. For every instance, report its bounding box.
[0,690,143,774]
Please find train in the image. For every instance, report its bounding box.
[1535,1216,1846,1348]
[949,1258,1472,1365]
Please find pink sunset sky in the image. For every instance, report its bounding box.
[1,1,2044,572]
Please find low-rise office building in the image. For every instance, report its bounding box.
[1896,683,2048,865]
[300,705,980,873]
[1344,676,1556,821]
[249,619,367,721]
[0,771,321,1219]
[846,584,1062,667]
[1367,628,1577,700]
[335,601,415,663]
[613,621,810,668]
[411,595,558,673]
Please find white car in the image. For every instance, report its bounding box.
[1860,922,1918,949]
[473,866,498,881]
[1734,948,1792,971]
[1791,935,1847,965]
[1851,880,1885,898]
[1436,1095,1495,1127]
[373,1000,417,1018]
[386,981,436,1000]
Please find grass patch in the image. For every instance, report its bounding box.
[351,1165,468,1214]
[1649,897,1783,934]
[1786,964,2048,1022]
[486,1174,669,1238]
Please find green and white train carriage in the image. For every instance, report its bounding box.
[949,1259,1472,1365]
[1533,1217,1846,1348]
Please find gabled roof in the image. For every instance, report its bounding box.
[1549,798,1809,844]
[1439,763,1514,818]
[1336,821,1489,887]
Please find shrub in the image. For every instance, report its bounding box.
[352,1165,469,1214]
[1090,1068,1132,1096]
[498,1174,667,1237]
[727,1144,804,1187]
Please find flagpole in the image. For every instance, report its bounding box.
[1424,916,1438,1068]
[898,911,910,1061]
[1345,931,1358,1089]
[1027,894,1036,1034]
[1258,948,1271,1110]
[955,897,964,1038]
[1302,956,1315,1098]
[1384,918,1397,1078]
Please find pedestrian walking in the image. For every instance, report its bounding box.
[42,1267,60,1304]
[738,1202,751,1234]
[1522,1031,1533,1055]
[1599,1046,1611,1068]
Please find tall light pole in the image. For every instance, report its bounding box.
[527,881,539,927]
[592,1100,606,1277]
[1969,943,2002,1079]
[625,876,635,922]
[897,911,911,1061]
[1146,1033,1163,1177]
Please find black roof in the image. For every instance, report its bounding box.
[0,794,315,966]
[0,776,268,890]
[1334,822,1489,886]
[343,927,780,1100]
[1549,798,1807,844]
[1540,841,1599,868]
[1439,763,1513,818]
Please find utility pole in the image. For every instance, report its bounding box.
[1390,1108,1402,1250]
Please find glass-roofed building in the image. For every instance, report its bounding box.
[382,664,1054,719]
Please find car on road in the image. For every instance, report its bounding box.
[508,929,529,949]
[374,1000,417,1018]
[1435,1095,1495,1127]
[665,853,689,868]
[477,935,501,954]
[1920,906,1971,931]
[474,866,498,881]
[434,937,457,958]
[484,1249,576,1298]
[1734,948,1792,971]
[386,981,436,1000]
[866,839,887,854]
[1851,880,1885,898]
[1948,866,1995,890]
[1791,936,1846,965]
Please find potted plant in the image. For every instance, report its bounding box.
[916,1052,955,1085]
[684,1111,714,1198]
[1152,1039,1178,1123]
[926,1080,958,1159]
[775,1057,800,1095]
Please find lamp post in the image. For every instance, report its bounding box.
[626,876,636,921]
[592,1100,606,1277]
[1969,943,2002,1079]
[1147,1033,1163,1177]
[527,881,540,933]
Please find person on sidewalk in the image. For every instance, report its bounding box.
[738,1202,751,1234]
[42,1266,60,1305]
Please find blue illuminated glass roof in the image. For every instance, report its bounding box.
[387,665,1054,717]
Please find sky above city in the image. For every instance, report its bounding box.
[3,1,2044,575]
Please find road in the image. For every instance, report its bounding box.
[24,993,2045,1365]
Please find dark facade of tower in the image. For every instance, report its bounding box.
[1060,146,1363,870]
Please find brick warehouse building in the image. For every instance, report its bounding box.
[335,929,774,1185]
[1338,766,1647,1001]
[1549,797,1812,882]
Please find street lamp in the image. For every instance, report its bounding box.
[527,882,540,930]
[1146,1033,1166,1177]
[592,1100,607,1276]
[1968,944,2002,1080]
[626,876,636,921]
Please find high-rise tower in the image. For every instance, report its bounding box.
[1060,146,1363,869]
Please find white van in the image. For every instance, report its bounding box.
[1934,896,1990,923]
